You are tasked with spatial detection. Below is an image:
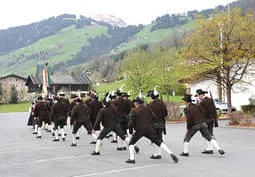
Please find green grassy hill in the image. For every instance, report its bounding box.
[0,25,108,76]
[0,16,195,78]
[111,20,195,54]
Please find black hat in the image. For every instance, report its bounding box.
[133,97,144,104]
[37,96,43,100]
[109,90,116,99]
[195,89,208,96]
[76,98,83,103]
[116,89,123,96]
[147,90,159,99]
[71,95,78,99]
[182,94,193,102]
[147,86,159,99]
[122,92,130,97]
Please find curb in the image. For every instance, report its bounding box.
[222,125,255,130]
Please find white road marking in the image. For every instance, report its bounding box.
[0,154,91,167]
[71,164,166,177]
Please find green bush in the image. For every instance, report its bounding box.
[241,105,255,116]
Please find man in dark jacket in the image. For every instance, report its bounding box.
[69,94,80,139]
[180,94,225,157]
[34,96,51,138]
[126,97,178,164]
[91,95,128,155]
[196,89,218,154]
[51,97,69,141]
[87,94,103,144]
[112,89,131,150]
[70,98,93,146]
[147,87,168,159]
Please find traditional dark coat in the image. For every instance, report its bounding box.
[88,100,103,130]
[129,104,153,133]
[147,99,167,125]
[93,105,119,130]
[34,101,51,121]
[199,96,217,123]
[50,99,69,122]
[184,103,206,130]
[70,103,90,125]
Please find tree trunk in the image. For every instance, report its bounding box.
[217,72,223,102]
[226,84,232,115]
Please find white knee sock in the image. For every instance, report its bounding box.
[34,124,38,133]
[155,145,162,156]
[76,130,80,137]
[61,128,65,138]
[37,127,41,136]
[92,132,98,141]
[160,143,173,154]
[211,139,221,150]
[72,134,76,144]
[184,142,189,153]
[55,130,59,139]
[95,139,102,152]
[206,140,213,151]
[129,145,135,160]
[117,136,125,148]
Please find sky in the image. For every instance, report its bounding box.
[0,0,236,30]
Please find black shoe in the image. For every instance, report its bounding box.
[47,130,51,133]
[170,154,179,163]
[117,147,124,151]
[123,147,127,150]
[125,159,135,164]
[64,133,67,136]
[150,155,162,159]
[91,151,100,155]
[53,139,59,142]
[180,152,189,157]
[70,143,77,147]
[62,138,66,141]
[134,146,140,153]
[75,136,80,140]
[218,149,225,155]
[90,141,96,144]
[52,133,55,136]
[111,140,117,143]
[32,132,38,134]
[202,150,214,154]
[36,135,42,139]
[58,133,61,136]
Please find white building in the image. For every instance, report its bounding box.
[187,75,255,110]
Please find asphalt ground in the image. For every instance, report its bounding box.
[0,112,255,177]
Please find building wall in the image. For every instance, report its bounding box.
[0,76,28,103]
[189,78,255,110]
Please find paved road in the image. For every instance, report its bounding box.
[0,112,254,177]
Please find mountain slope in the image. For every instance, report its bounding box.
[0,24,108,75]
[0,0,251,78]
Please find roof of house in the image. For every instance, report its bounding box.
[26,73,91,85]
[0,74,27,81]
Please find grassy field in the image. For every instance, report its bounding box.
[0,25,108,76]
[0,102,31,113]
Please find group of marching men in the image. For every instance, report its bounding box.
[27,87,225,164]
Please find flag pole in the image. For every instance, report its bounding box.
[42,60,49,99]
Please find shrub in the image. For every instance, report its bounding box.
[229,111,244,125]
[241,105,255,117]
[229,111,252,125]
[166,101,182,121]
